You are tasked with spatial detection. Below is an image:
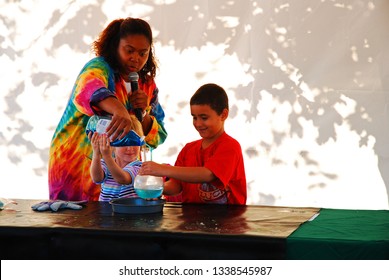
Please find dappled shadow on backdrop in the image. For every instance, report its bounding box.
[145,0,389,203]
[2,0,388,204]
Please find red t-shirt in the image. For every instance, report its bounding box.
[174,132,247,205]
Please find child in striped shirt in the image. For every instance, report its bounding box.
[89,115,143,201]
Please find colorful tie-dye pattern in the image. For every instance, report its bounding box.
[48,57,167,201]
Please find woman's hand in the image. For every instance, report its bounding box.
[129,88,148,111]
[106,111,134,141]
[96,97,137,141]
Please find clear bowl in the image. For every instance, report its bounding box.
[134,175,163,199]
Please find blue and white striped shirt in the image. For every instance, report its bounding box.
[97,159,142,202]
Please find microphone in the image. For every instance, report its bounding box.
[128,72,144,122]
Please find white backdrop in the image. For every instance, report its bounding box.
[1,0,388,209]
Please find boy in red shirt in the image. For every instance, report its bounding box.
[139,83,247,204]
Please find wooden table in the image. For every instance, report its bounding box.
[0,199,318,260]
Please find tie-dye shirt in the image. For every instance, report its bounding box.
[48,57,167,201]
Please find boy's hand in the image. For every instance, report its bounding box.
[139,161,166,177]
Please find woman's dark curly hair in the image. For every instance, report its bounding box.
[92,17,157,83]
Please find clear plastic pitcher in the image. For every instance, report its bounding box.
[86,115,145,147]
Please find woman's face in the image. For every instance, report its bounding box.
[117,34,150,77]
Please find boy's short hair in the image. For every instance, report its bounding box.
[190,83,229,115]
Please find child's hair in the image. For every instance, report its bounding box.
[190,83,229,115]
[129,114,144,137]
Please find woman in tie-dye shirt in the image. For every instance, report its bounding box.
[49,18,167,201]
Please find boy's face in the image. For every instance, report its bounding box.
[191,104,228,142]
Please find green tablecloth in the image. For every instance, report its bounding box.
[287,208,389,259]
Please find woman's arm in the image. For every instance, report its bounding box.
[141,86,168,149]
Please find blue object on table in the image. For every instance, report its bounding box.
[31,200,87,212]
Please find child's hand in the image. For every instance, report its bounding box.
[89,131,100,153]
[139,161,164,177]
[99,134,113,158]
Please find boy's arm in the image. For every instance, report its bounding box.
[162,178,182,196]
[140,162,216,183]
[165,166,215,183]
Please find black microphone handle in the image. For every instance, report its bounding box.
[130,81,139,91]
[134,108,143,122]
[130,80,143,122]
